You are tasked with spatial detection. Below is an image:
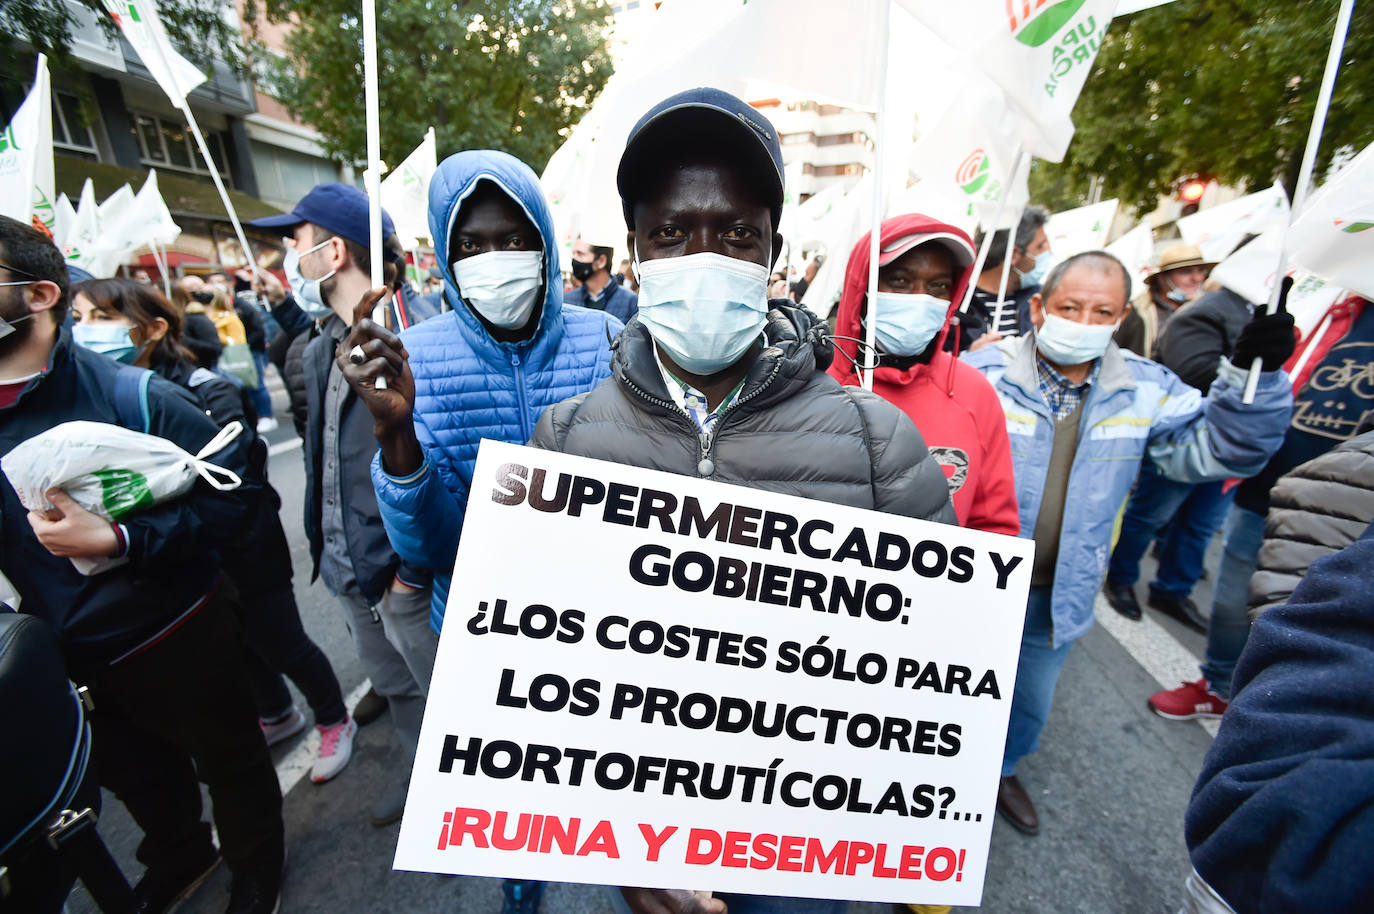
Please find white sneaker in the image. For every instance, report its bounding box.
[259,706,307,746]
[311,715,357,783]
[256,416,279,434]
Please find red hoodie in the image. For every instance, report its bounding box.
[828,214,1019,536]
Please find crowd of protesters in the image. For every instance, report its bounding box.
[1,86,1370,914]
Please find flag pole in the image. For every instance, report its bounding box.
[178,105,258,277]
[861,0,892,391]
[361,0,389,387]
[1242,0,1353,403]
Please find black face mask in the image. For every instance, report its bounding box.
[193,290,215,305]
[570,258,596,282]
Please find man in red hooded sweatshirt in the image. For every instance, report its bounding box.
[829,214,1019,537]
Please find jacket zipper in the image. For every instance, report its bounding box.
[511,352,532,441]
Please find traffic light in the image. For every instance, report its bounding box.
[1178,179,1207,217]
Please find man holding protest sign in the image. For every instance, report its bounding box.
[528,87,956,913]
[963,251,1296,836]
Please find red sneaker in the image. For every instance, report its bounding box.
[1149,678,1229,720]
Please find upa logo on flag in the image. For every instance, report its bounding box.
[101,1,140,26]
[1334,217,1374,234]
[0,123,17,155]
[1007,0,1088,47]
[956,150,991,196]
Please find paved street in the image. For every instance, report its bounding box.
[68,379,1223,914]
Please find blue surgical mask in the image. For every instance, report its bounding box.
[635,252,770,376]
[1034,313,1119,366]
[1016,249,1052,287]
[1166,286,1190,304]
[284,240,336,319]
[73,322,143,364]
[871,292,950,357]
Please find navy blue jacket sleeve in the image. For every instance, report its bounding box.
[271,294,314,340]
[1186,521,1374,913]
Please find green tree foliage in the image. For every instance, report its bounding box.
[1031,0,1374,213]
[1,0,246,76]
[249,0,613,172]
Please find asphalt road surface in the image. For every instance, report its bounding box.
[67,377,1222,914]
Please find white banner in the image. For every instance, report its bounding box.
[1286,142,1374,303]
[1177,184,1289,263]
[395,440,1033,907]
[381,128,438,247]
[102,0,206,106]
[0,54,55,232]
[62,180,104,275]
[1104,221,1153,301]
[896,0,1120,161]
[1046,198,1119,261]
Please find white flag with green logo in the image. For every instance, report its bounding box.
[381,127,437,248]
[63,179,103,273]
[1046,198,1118,259]
[896,0,1119,161]
[904,74,1030,233]
[1287,142,1374,303]
[102,0,206,106]
[0,54,56,233]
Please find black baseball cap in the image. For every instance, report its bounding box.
[616,87,785,229]
[249,183,396,249]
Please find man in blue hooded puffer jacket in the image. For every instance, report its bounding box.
[346,150,620,637]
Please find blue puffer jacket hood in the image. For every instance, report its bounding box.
[428,149,564,358]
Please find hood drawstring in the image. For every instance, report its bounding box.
[828,334,883,377]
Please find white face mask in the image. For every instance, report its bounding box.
[1035,312,1120,366]
[452,250,544,330]
[284,239,336,319]
[871,292,950,357]
[635,251,770,376]
[1016,249,1053,287]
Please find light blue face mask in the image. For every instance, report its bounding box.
[871,292,950,357]
[1016,249,1052,287]
[284,240,336,319]
[1034,313,1120,366]
[73,321,143,364]
[635,251,770,376]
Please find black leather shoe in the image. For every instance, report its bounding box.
[132,845,220,914]
[1148,591,1208,634]
[1104,580,1142,621]
[224,856,283,914]
[351,686,387,727]
[996,775,1039,835]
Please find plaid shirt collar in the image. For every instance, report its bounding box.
[1035,353,1100,421]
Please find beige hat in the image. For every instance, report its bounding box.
[1147,243,1217,282]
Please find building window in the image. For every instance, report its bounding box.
[781,132,815,146]
[131,110,229,180]
[813,164,864,178]
[51,90,98,158]
[816,131,866,147]
[817,104,846,116]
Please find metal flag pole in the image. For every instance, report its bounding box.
[361,0,389,387]
[861,0,893,391]
[1242,0,1354,403]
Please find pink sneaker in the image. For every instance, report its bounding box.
[311,715,357,783]
[1149,679,1229,720]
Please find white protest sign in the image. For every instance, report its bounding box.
[395,440,1033,906]
[1105,221,1153,301]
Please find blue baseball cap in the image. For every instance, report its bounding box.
[617,87,785,228]
[249,182,396,248]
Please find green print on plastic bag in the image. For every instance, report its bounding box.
[92,468,154,519]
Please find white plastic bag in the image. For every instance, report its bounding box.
[1,420,243,575]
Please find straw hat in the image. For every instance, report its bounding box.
[1146,243,1217,282]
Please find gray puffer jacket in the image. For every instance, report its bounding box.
[530,303,956,524]
[1249,430,1374,620]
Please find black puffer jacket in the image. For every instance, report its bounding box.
[531,303,956,524]
[1153,287,1252,394]
[1249,430,1374,620]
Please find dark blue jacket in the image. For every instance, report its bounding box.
[1186,520,1374,913]
[0,331,258,673]
[563,273,638,325]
